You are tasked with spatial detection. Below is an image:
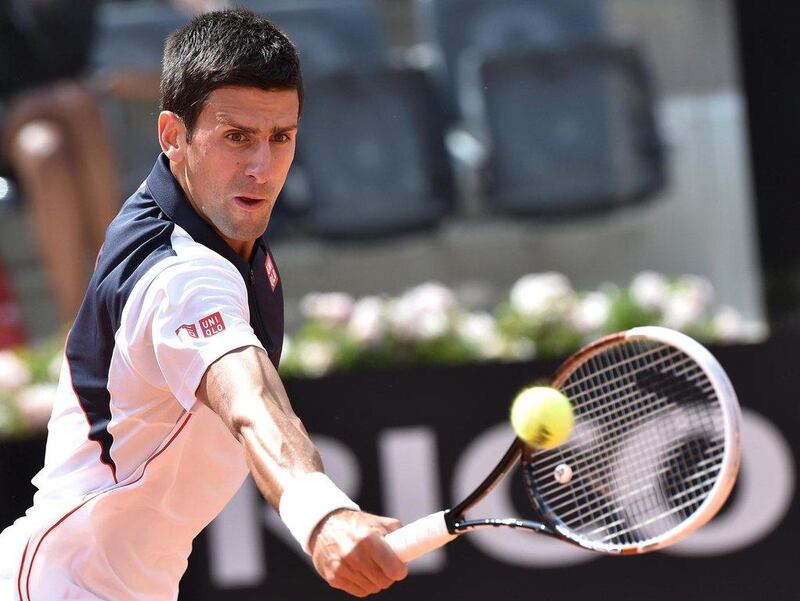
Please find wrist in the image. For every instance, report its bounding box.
[279,472,360,554]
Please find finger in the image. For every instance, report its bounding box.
[364,513,403,535]
[376,516,403,533]
[364,534,408,582]
[367,554,407,588]
[346,539,396,591]
[328,571,371,598]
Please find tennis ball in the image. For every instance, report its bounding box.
[510,386,574,449]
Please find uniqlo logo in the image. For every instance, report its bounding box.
[175,323,199,339]
[199,311,226,337]
[265,254,279,292]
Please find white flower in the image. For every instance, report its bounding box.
[299,292,354,327]
[390,282,457,341]
[630,271,669,310]
[710,306,745,341]
[711,307,768,343]
[457,312,496,344]
[296,340,338,378]
[402,282,457,314]
[509,273,574,320]
[662,275,714,330]
[48,353,64,381]
[674,275,714,307]
[457,312,505,358]
[282,334,292,359]
[662,297,701,330]
[569,292,611,333]
[15,383,57,429]
[741,321,769,342]
[348,296,386,344]
[0,351,31,393]
[414,311,450,341]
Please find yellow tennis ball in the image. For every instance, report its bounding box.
[510,386,574,449]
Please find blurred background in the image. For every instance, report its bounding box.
[0,0,785,341]
[0,1,798,599]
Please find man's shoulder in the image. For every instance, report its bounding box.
[145,233,245,295]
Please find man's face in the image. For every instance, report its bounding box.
[163,86,299,258]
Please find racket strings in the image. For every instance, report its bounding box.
[535,437,724,516]
[529,355,717,486]
[530,373,705,481]
[557,443,724,540]
[535,437,722,540]
[591,343,721,540]
[557,343,677,393]
[524,340,726,550]
[531,382,719,503]
[577,342,722,542]
[562,349,700,418]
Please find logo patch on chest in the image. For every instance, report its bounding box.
[199,311,226,337]
[175,323,199,339]
[265,254,279,292]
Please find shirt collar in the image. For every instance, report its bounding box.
[145,153,269,278]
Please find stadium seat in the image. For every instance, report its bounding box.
[91,2,187,73]
[296,67,454,239]
[458,43,665,216]
[262,0,387,74]
[258,0,391,236]
[92,0,386,74]
[414,0,604,118]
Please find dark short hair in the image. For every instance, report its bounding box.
[160,8,303,140]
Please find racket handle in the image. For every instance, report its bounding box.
[384,510,457,563]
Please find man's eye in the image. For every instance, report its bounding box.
[227,132,246,142]
[272,133,291,143]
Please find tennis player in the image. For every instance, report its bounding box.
[0,9,407,600]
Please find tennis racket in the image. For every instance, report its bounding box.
[385,326,742,560]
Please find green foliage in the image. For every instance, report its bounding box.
[0,272,764,439]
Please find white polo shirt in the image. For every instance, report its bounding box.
[0,154,285,601]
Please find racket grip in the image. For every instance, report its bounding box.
[384,511,457,563]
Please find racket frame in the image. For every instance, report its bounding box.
[386,326,742,560]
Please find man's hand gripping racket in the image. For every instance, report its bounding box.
[385,326,742,561]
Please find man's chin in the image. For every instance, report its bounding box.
[223,222,270,243]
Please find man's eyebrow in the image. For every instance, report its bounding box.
[216,115,297,134]
[216,115,259,133]
[271,123,298,133]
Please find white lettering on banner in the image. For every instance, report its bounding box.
[453,423,596,568]
[379,427,446,573]
[206,412,796,588]
[666,408,796,556]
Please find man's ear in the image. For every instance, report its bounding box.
[158,111,187,161]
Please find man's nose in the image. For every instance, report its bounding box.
[245,145,272,183]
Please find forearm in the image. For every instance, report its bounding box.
[197,345,322,508]
[237,394,323,509]
[196,346,408,594]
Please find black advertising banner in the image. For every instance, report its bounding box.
[181,335,798,601]
[2,335,797,600]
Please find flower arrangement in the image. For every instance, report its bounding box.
[0,337,63,438]
[0,271,765,438]
[280,271,765,378]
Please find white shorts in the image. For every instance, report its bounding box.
[0,505,167,601]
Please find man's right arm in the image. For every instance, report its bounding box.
[195,345,408,597]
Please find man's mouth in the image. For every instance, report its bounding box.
[233,195,266,211]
